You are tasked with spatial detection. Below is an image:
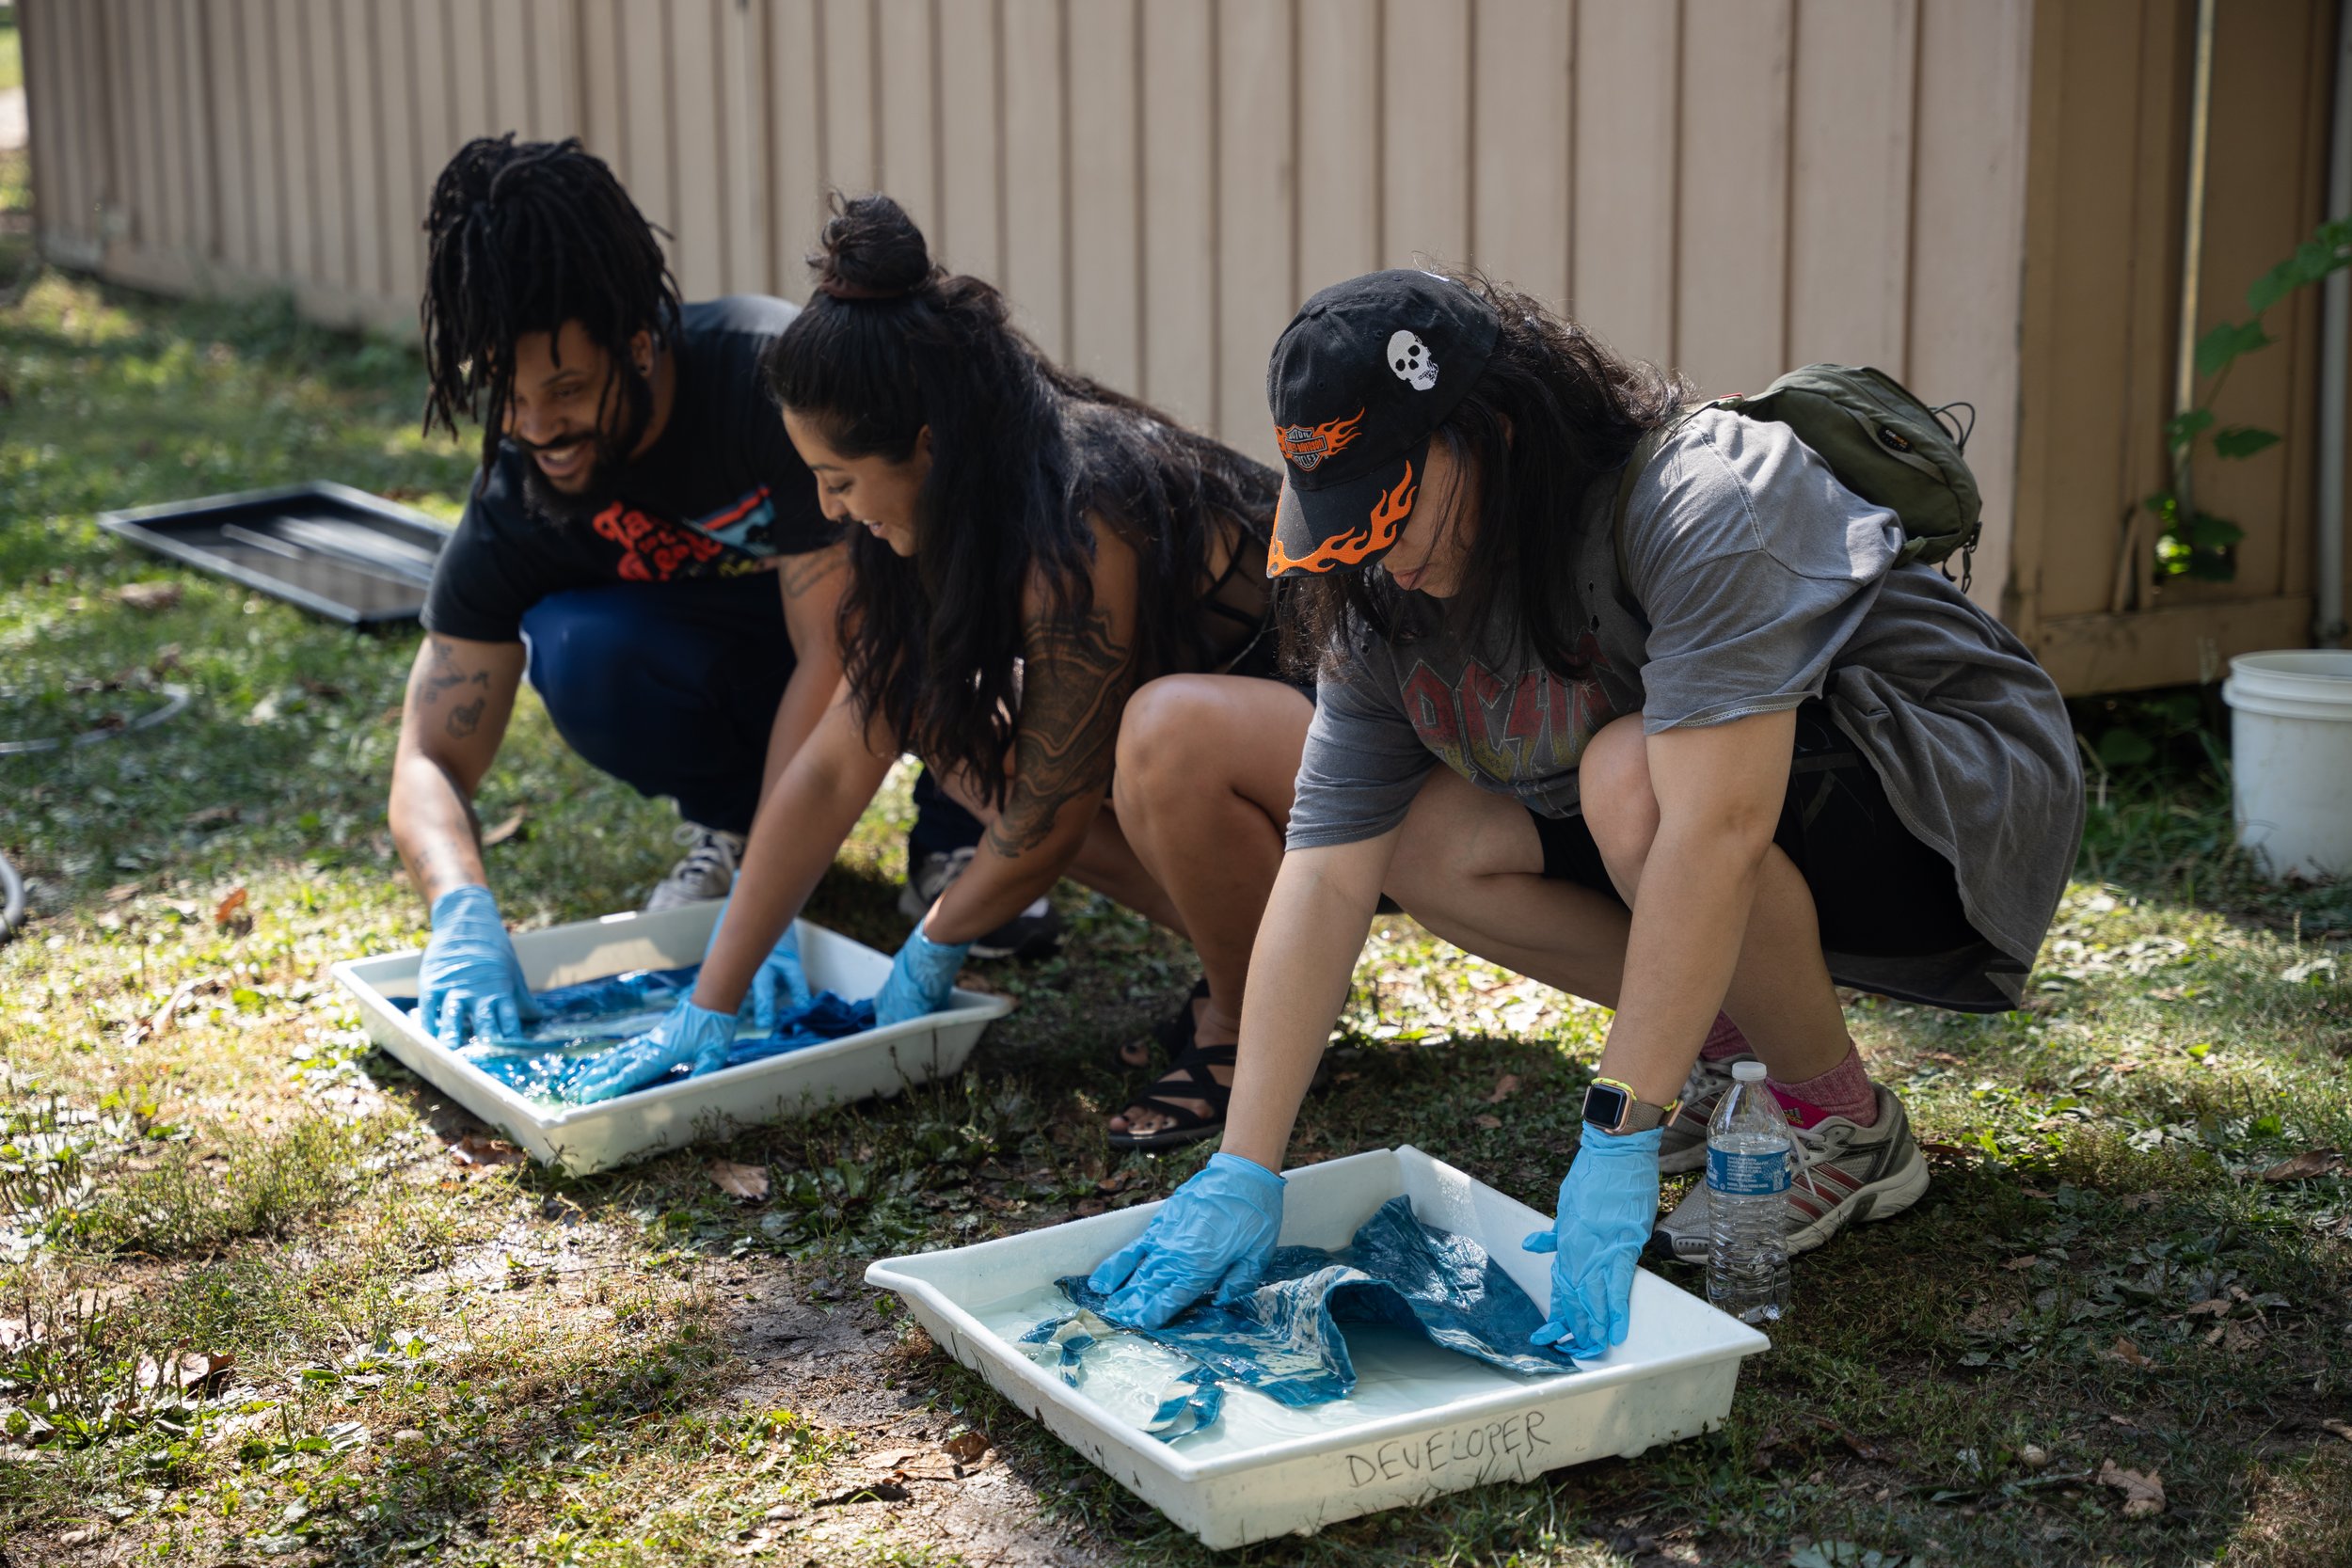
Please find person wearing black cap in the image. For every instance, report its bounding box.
[565,194,1325,1124]
[1086,268,2081,1349]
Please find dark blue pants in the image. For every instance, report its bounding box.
[520,573,982,848]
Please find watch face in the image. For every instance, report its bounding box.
[1582,1082,1630,1131]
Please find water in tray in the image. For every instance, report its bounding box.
[975,1285,1555,1457]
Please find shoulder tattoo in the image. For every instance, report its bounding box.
[986,607,1134,858]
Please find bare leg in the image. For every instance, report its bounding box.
[1104,674,1315,1135]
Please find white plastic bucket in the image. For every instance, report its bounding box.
[2221,650,2352,879]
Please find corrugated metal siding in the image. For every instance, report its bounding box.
[20,0,2039,626]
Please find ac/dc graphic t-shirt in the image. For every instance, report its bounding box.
[1285,408,2082,1006]
[421,295,838,643]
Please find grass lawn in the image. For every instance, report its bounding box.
[3,269,2349,1568]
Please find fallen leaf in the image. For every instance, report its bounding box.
[708,1159,771,1201]
[184,804,240,829]
[103,881,142,903]
[2109,1337,2153,1370]
[1485,1073,1523,1105]
[944,1429,989,1464]
[860,1448,921,1470]
[1472,1114,1502,1131]
[2003,1254,2042,1271]
[1073,1197,1107,1218]
[138,1350,237,1395]
[2203,1318,2266,1353]
[2322,1418,2352,1443]
[2185,1298,2231,1318]
[482,810,528,847]
[2097,1458,2164,1516]
[149,976,214,1037]
[212,886,249,927]
[2261,1148,2344,1181]
[114,580,184,611]
[447,1134,525,1167]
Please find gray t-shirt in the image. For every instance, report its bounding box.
[1287,409,2083,1007]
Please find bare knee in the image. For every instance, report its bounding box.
[1580,716,1660,863]
[1386,766,1538,910]
[1112,675,1228,818]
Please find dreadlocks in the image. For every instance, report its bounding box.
[420,135,683,483]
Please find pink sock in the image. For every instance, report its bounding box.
[1767,1045,1879,1129]
[1700,1012,1751,1062]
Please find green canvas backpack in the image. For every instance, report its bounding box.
[1611,363,1981,594]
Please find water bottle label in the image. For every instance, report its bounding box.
[1708,1146,1789,1196]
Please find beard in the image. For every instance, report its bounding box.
[516,371,656,526]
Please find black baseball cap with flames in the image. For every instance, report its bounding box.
[1263,270,1500,578]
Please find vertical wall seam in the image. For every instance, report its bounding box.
[1463,0,1477,272]
[1371,0,1385,263]
[1564,0,1578,309]
[661,0,681,249]
[1132,0,1147,394]
[992,0,1008,285]
[1901,0,1925,382]
[1207,0,1222,431]
[1667,0,1683,370]
[1780,0,1798,368]
[930,0,946,244]
[714,0,731,292]
[868,0,883,192]
[199,0,224,262]
[1285,0,1299,305]
[612,0,633,204]
[1058,0,1074,357]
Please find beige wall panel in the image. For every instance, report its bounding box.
[2187,0,2328,602]
[202,0,256,268]
[119,0,162,250]
[181,0,219,261]
[934,0,1003,282]
[1383,0,1468,269]
[449,1,494,141]
[1068,0,1142,390]
[529,0,579,138]
[1570,0,1676,364]
[1910,0,2030,617]
[821,0,880,191]
[151,0,189,251]
[1787,0,1915,373]
[1216,0,1294,443]
[618,1,676,239]
[878,0,941,242]
[1471,0,1572,309]
[239,0,283,274]
[340,0,385,299]
[1137,0,1216,429]
[270,0,320,281]
[579,0,625,162]
[1676,0,1791,394]
[373,2,424,306]
[720,0,768,293]
[485,2,532,137]
[767,0,825,299]
[18,2,61,241]
[308,0,355,292]
[1001,0,1068,358]
[409,0,461,267]
[1295,0,1379,298]
[670,0,731,299]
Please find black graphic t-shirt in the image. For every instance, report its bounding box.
[421,295,837,643]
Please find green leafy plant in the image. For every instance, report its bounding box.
[2153,217,2352,579]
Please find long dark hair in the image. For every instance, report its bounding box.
[1288,273,1689,680]
[419,135,683,483]
[761,194,1278,804]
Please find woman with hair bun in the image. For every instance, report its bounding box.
[572,193,1310,1148]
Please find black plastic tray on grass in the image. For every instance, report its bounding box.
[97,482,451,626]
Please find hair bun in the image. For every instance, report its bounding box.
[810,193,936,302]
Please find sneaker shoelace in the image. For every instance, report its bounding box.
[667,827,741,887]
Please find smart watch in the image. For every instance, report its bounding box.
[1581,1076,1681,1136]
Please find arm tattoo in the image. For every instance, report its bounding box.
[779,546,846,600]
[419,638,489,705]
[447,697,485,738]
[986,607,1133,858]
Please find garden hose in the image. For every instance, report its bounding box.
[0,683,192,944]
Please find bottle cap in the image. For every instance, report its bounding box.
[1731,1060,1769,1083]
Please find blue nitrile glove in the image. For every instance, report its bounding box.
[418,884,539,1046]
[707,899,812,1033]
[569,999,739,1103]
[872,921,971,1027]
[1087,1152,1286,1328]
[1521,1126,1663,1358]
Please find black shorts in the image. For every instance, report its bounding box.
[1529,703,1986,963]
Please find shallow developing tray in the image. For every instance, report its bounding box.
[867,1146,1770,1549]
[332,902,1012,1174]
[98,482,451,625]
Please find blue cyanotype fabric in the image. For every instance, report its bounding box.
[1029,1196,1573,1441]
[395,964,875,1104]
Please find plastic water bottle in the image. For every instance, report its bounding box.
[1707,1059,1793,1325]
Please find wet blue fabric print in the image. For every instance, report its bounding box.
[396,965,875,1105]
[1043,1196,1574,1440]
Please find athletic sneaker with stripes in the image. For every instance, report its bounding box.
[1657,1052,1754,1175]
[1651,1083,1931,1261]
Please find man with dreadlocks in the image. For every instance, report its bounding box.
[389,135,1047,1048]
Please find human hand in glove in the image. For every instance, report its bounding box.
[1521,1126,1662,1358]
[871,920,970,1027]
[708,899,811,1032]
[570,1000,739,1103]
[418,884,539,1046]
[1087,1152,1285,1328]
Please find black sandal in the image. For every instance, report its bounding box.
[1106,1039,1235,1150]
[1110,976,1208,1072]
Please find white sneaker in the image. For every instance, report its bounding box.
[644,824,744,911]
[1658,1052,1754,1176]
[898,847,1062,959]
[1653,1084,1931,1260]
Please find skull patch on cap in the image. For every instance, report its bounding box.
[1387,329,1438,391]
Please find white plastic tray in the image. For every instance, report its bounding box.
[332,902,1011,1174]
[867,1146,1770,1548]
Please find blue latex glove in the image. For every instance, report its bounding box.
[1521,1125,1663,1358]
[418,885,539,1047]
[1087,1152,1286,1328]
[708,899,812,1033]
[569,1000,739,1103]
[872,920,971,1027]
